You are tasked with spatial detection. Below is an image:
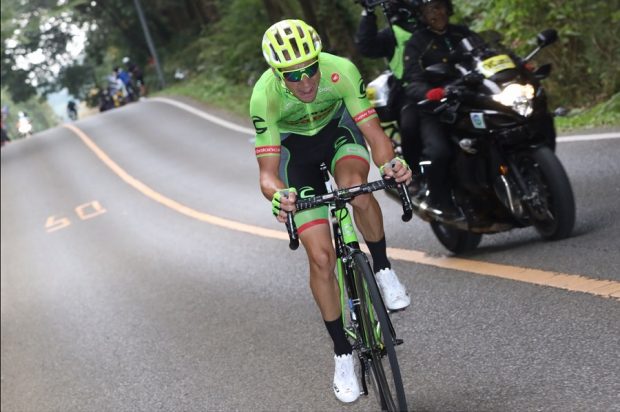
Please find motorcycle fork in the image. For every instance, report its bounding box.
[503,156,535,200]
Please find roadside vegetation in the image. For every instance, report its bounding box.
[1,0,618,136]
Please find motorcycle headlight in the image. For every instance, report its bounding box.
[492,83,535,116]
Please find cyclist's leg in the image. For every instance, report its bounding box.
[281,127,360,402]
[280,133,344,328]
[328,110,384,244]
[335,158,385,243]
[298,224,340,320]
[330,111,410,311]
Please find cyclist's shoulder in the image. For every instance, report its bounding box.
[320,52,356,70]
[251,69,280,99]
[320,52,362,85]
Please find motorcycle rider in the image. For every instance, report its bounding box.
[402,0,484,218]
[355,0,422,189]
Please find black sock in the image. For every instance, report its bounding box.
[365,236,390,273]
[324,318,352,356]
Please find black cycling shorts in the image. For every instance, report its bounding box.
[279,106,370,233]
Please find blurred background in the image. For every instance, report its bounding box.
[1,0,619,140]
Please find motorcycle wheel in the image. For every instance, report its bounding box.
[430,222,483,254]
[519,146,575,240]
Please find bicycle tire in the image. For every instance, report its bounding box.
[352,251,407,412]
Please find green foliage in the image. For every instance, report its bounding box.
[158,74,252,118]
[1,0,618,130]
[192,0,271,85]
[58,64,97,100]
[1,88,60,138]
[556,93,620,131]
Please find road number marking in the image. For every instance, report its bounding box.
[46,200,106,233]
[75,200,107,220]
[45,215,71,233]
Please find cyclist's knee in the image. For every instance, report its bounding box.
[307,246,336,278]
[350,192,375,212]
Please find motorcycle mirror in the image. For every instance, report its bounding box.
[524,29,558,62]
[537,29,558,47]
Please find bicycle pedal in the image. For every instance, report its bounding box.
[394,338,404,346]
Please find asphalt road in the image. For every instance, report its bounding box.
[1,99,619,412]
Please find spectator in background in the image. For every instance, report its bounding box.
[1,115,10,147]
[355,0,422,188]
[114,66,135,102]
[123,57,147,99]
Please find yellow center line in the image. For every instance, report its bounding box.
[63,123,620,301]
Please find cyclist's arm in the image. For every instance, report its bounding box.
[359,118,411,183]
[334,58,395,167]
[356,117,395,167]
[333,59,411,182]
[257,156,285,200]
[250,79,288,201]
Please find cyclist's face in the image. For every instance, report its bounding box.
[421,1,449,33]
[279,59,320,103]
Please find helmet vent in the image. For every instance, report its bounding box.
[274,33,284,46]
[261,19,322,68]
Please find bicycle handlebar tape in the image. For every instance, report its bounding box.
[286,212,299,250]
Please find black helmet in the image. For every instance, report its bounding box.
[412,0,454,17]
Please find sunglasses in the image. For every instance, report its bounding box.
[280,61,320,82]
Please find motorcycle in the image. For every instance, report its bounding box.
[370,29,575,253]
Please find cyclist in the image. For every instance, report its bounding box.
[67,100,78,120]
[355,0,422,188]
[250,19,412,404]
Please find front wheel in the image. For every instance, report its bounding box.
[430,222,483,254]
[352,252,407,412]
[518,146,575,240]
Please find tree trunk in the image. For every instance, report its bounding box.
[262,0,285,22]
[316,0,358,59]
[297,0,331,50]
[197,0,220,23]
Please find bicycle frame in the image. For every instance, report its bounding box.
[284,161,412,410]
[326,178,381,345]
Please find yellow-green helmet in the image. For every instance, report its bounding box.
[262,19,322,69]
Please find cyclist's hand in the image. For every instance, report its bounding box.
[272,188,297,223]
[380,157,412,185]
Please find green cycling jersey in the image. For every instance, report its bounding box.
[250,52,378,158]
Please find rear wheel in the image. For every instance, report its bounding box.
[352,252,407,412]
[430,222,483,254]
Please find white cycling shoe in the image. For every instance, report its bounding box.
[333,353,360,403]
[376,268,411,311]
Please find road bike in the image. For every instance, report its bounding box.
[284,162,412,412]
